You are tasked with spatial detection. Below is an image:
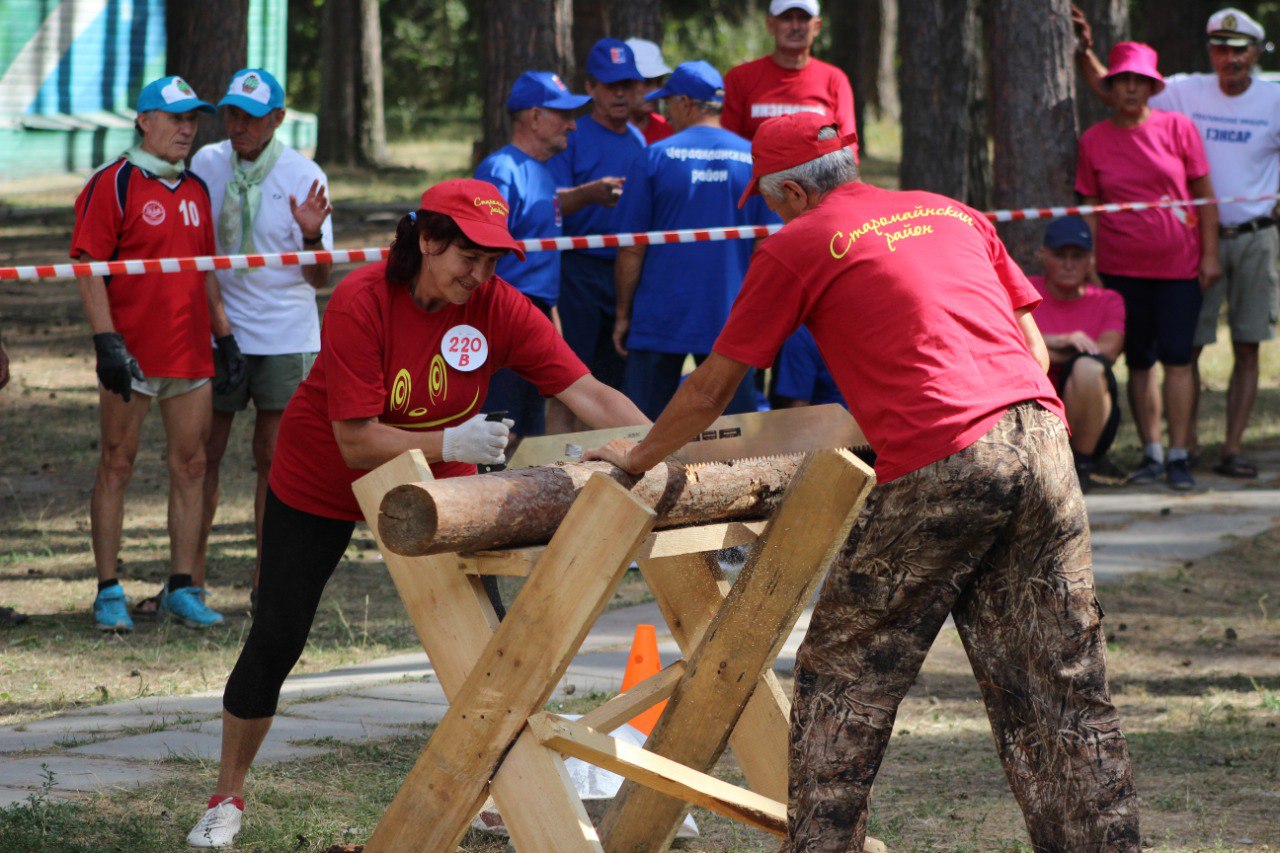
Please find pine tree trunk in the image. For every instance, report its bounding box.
[316,0,386,167]
[611,1,663,43]
[481,0,575,159]
[572,0,609,86]
[166,0,248,156]
[1134,0,1213,74]
[989,0,1078,267]
[898,0,989,208]
[1075,0,1129,130]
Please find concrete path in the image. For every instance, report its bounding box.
[4,476,1279,808]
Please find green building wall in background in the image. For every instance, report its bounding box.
[0,0,313,181]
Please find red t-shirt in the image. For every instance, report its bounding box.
[714,183,1064,484]
[1029,276,1125,384]
[1075,110,1210,280]
[70,159,216,378]
[270,261,589,520]
[641,113,676,145]
[722,56,855,141]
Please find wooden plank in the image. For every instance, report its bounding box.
[577,661,687,736]
[528,713,787,837]
[364,474,656,852]
[454,520,766,579]
[640,552,790,802]
[353,452,603,853]
[601,450,875,853]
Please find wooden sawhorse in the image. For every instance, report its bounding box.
[352,447,876,851]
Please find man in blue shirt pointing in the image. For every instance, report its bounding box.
[613,60,772,418]
[475,71,590,436]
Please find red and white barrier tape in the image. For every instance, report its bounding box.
[2,193,1277,282]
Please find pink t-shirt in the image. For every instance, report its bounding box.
[1075,109,1210,280]
[714,183,1064,484]
[1029,275,1126,383]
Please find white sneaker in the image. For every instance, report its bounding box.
[187,796,243,848]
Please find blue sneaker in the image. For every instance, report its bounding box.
[93,585,134,632]
[160,585,225,629]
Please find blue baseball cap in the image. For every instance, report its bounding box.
[586,38,642,84]
[135,76,215,114]
[218,68,285,117]
[646,61,725,103]
[1043,215,1093,251]
[506,71,591,112]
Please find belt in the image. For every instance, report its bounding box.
[1219,216,1275,238]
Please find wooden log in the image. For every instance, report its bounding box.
[378,455,803,556]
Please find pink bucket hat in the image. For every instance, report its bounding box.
[1103,42,1165,94]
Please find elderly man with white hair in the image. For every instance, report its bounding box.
[587,112,1140,851]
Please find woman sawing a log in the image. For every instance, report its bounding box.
[184,178,649,849]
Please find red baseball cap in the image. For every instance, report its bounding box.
[420,178,526,260]
[739,112,859,207]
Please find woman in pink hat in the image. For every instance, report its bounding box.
[1075,41,1221,492]
[185,177,648,848]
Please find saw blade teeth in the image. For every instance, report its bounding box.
[683,452,802,470]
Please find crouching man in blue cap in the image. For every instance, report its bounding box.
[190,69,335,612]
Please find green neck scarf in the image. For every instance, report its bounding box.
[218,136,285,256]
[123,146,184,180]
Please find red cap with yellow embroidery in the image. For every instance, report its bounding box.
[420,178,526,261]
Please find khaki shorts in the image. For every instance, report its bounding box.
[1195,225,1280,346]
[213,352,317,413]
[131,376,210,400]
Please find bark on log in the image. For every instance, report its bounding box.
[378,456,805,556]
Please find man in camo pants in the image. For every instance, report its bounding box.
[587,112,1139,851]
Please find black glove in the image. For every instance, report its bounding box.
[213,335,248,396]
[93,332,145,402]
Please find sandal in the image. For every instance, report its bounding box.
[1212,453,1258,479]
[133,593,162,618]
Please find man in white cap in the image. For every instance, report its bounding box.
[721,0,855,141]
[190,68,334,610]
[1076,7,1280,480]
[626,38,676,144]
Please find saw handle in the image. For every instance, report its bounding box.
[477,411,509,474]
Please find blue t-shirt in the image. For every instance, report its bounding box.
[613,125,771,354]
[774,326,846,407]
[548,113,646,261]
[475,145,562,305]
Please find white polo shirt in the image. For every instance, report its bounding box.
[191,140,333,355]
[1152,74,1280,226]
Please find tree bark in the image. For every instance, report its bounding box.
[1074,0,1129,130]
[378,455,806,556]
[898,0,989,208]
[316,0,386,167]
[166,0,248,155]
[989,0,1078,267]
[572,0,609,86]
[1133,0,1213,74]
[611,1,663,43]
[481,0,575,158]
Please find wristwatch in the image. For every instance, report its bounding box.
[302,232,323,247]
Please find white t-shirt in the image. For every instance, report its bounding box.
[190,141,333,355]
[1151,73,1280,225]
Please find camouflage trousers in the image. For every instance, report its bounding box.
[785,402,1140,852]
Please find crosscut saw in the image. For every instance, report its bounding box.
[506,404,870,469]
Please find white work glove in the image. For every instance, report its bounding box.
[442,413,514,465]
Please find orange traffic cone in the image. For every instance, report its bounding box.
[620,624,665,735]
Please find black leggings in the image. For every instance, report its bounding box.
[223,489,355,719]
[223,488,507,719]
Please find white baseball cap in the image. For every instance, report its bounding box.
[625,39,673,79]
[770,0,820,15]
[1207,8,1265,45]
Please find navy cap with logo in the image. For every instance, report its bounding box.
[586,38,642,84]
[645,60,725,103]
[1043,216,1093,251]
[506,71,592,113]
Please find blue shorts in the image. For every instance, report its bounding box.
[1101,274,1201,370]
[560,253,625,390]
[484,294,552,436]
[624,349,757,421]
